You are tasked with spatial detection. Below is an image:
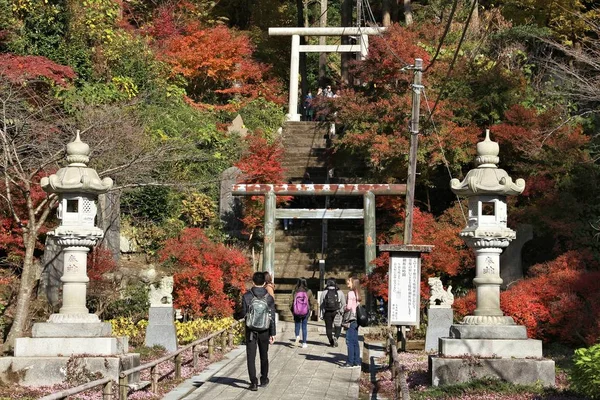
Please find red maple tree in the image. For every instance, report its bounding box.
[159,228,252,317]
[0,54,76,86]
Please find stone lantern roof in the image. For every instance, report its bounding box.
[450,130,525,197]
[41,131,113,195]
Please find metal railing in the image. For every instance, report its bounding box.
[387,333,411,400]
[40,319,243,400]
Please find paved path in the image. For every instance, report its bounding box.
[169,321,362,400]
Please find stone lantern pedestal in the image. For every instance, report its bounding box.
[0,133,140,386]
[429,131,555,387]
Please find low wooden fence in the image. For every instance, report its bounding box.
[40,319,243,400]
[387,333,411,400]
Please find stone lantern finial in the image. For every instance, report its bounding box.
[65,130,90,166]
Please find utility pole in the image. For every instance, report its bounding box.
[404,58,422,245]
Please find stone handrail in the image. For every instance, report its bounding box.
[387,333,411,399]
[40,319,243,400]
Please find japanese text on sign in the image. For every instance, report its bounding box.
[388,254,421,326]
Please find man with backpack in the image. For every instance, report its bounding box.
[241,272,276,391]
[289,278,316,348]
[320,278,346,347]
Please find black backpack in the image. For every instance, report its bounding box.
[323,288,341,311]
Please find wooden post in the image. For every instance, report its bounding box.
[208,337,214,360]
[103,380,113,400]
[193,345,200,369]
[228,328,234,347]
[263,190,276,276]
[118,375,128,400]
[175,354,182,379]
[221,331,227,351]
[403,58,423,246]
[151,366,158,393]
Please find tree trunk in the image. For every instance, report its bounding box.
[297,0,308,102]
[3,230,39,353]
[470,0,479,32]
[404,0,413,26]
[382,0,391,27]
[319,0,328,86]
[341,0,352,85]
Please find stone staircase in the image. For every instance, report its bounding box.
[274,121,364,321]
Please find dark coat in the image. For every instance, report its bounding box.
[241,286,276,337]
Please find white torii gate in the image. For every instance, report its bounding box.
[269,27,386,121]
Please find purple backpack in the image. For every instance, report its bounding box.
[293,291,309,316]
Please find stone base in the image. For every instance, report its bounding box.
[14,336,128,357]
[0,354,140,386]
[439,337,543,358]
[429,356,555,387]
[32,322,112,338]
[425,308,453,352]
[449,324,527,339]
[145,307,178,352]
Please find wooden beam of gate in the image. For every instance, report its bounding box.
[232,184,406,196]
[275,208,363,219]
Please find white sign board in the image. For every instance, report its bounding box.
[388,253,421,326]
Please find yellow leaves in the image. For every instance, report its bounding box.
[112,76,139,99]
[109,316,243,347]
[180,191,216,227]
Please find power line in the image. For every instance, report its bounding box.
[423,0,478,128]
[423,0,459,73]
[422,88,468,225]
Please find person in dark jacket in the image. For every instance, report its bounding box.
[320,278,346,347]
[241,272,276,391]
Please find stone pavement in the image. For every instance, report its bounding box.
[166,320,363,400]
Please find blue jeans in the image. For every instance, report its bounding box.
[294,315,308,343]
[346,321,360,366]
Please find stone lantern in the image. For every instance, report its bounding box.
[428,130,555,387]
[40,131,113,323]
[449,129,525,324]
[8,133,139,387]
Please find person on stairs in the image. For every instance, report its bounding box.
[320,278,346,347]
[290,277,315,348]
[241,272,276,391]
[341,275,361,368]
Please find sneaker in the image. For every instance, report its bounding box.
[340,364,354,369]
[249,383,258,391]
[333,338,339,347]
[294,336,300,347]
[301,343,308,349]
[260,378,270,388]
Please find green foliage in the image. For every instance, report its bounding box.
[571,343,600,399]
[102,283,149,322]
[122,186,177,224]
[234,98,285,136]
[410,377,550,399]
[102,31,165,91]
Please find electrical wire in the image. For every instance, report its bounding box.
[422,88,468,225]
[423,0,459,73]
[423,0,478,128]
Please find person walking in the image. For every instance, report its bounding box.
[320,278,346,347]
[264,271,275,298]
[290,277,315,348]
[241,272,276,391]
[342,275,361,368]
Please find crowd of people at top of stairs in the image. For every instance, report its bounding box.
[303,85,340,121]
[240,271,362,391]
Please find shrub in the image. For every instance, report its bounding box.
[571,343,600,399]
[159,228,252,318]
